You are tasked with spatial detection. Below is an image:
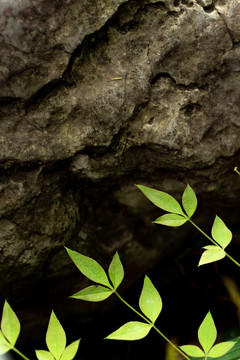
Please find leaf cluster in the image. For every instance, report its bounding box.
[136,184,233,266]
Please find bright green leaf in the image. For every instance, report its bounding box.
[208,341,236,358]
[65,248,111,288]
[153,213,187,227]
[182,184,198,218]
[108,252,124,290]
[136,185,185,215]
[36,350,55,360]
[180,345,205,357]
[46,311,66,360]
[198,246,225,266]
[60,339,80,360]
[139,275,162,323]
[211,216,232,249]
[1,300,20,346]
[105,321,152,341]
[0,330,11,355]
[198,311,216,354]
[70,285,113,302]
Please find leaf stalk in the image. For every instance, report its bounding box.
[114,291,190,360]
[188,219,240,268]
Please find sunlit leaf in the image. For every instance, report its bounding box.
[65,248,111,288]
[105,321,152,341]
[139,275,162,323]
[182,184,197,218]
[1,300,20,346]
[35,350,55,360]
[153,213,187,227]
[108,252,124,290]
[70,285,113,302]
[0,330,11,355]
[208,341,236,358]
[213,337,239,360]
[136,185,185,215]
[60,339,80,360]
[198,246,225,266]
[211,216,232,249]
[46,311,66,360]
[180,345,205,357]
[198,311,216,354]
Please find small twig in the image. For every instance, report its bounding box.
[107,77,123,82]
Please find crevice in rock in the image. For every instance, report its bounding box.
[25,79,66,108]
[180,0,194,8]
[150,71,209,91]
[151,72,176,85]
[202,3,215,13]
[0,97,23,105]
[22,2,130,107]
[24,0,181,109]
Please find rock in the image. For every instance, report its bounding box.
[0,0,240,353]
[0,0,126,99]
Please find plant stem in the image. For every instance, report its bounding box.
[188,219,240,268]
[114,291,190,360]
[234,167,240,176]
[12,347,31,360]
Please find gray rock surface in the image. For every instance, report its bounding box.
[0,0,240,348]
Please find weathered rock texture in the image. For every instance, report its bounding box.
[1,0,240,352]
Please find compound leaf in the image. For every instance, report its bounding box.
[136,185,185,215]
[180,345,205,357]
[105,321,152,341]
[198,246,225,266]
[108,252,124,290]
[208,341,236,358]
[153,214,187,227]
[36,350,55,360]
[198,311,216,354]
[139,275,162,323]
[46,311,66,360]
[60,339,80,360]
[0,331,11,355]
[182,184,198,218]
[211,216,232,249]
[1,300,20,346]
[65,248,111,288]
[70,285,113,302]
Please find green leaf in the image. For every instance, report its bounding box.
[0,330,11,355]
[153,213,187,227]
[108,252,124,290]
[180,345,205,357]
[46,311,66,360]
[105,321,152,341]
[211,216,232,249]
[1,300,20,346]
[198,311,216,354]
[65,248,111,288]
[198,246,225,266]
[60,340,80,360]
[212,337,238,360]
[182,184,197,218]
[208,342,236,358]
[36,350,55,360]
[136,185,185,215]
[70,285,113,302]
[139,275,162,323]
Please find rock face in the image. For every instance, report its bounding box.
[0,0,240,352]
